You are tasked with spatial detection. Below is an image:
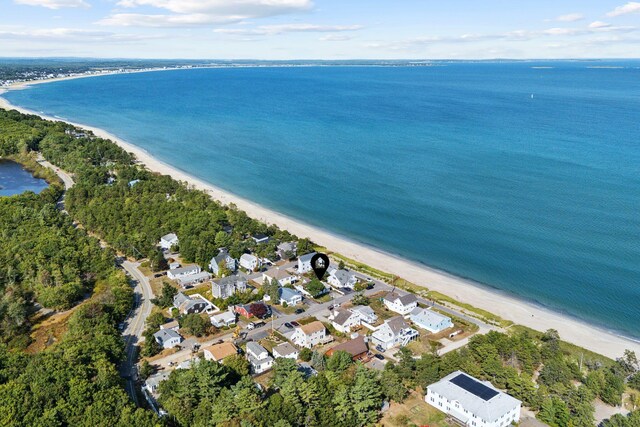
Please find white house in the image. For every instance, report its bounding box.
[160,320,179,331]
[409,307,454,333]
[210,311,236,327]
[329,308,361,333]
[425,371,521,427]
[144,372,170,395]
[212,276,248,299]
[272,342,299,360]
[246,342,273,374]
[167,264,201,280]
[176,271,212,288]
[297,252,317,274]
[239,253,260,271]
[327,267,358,289]
[159,233,178,250]
[291,321,329,348]
[383,292,418,315]
[153,329,182,349]
[209,249,236,277]
[371,316,419,350]
[263,267,296,287]
[351,305,378,324]
[278,287,303,306]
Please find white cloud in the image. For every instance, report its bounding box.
[0,27,157,43]
[99,0,313,27]
[14,0,89,9]
[607,2,640,17]
[554,13,584,22]
[319,34,353,41]
[589,21,611,29]
[214,23,362,36]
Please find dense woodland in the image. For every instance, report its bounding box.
[1,108,639,426]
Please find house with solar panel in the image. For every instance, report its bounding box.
[425,371,521,427]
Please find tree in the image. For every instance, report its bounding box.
[217,260,231,278]
[326,350,352,372]
[311,350,326,371]
[138,360,154,380]
[263,278,280,305]
[297,238,313,255]
[249,302,268,319]
[299,347,312,362]
[338,260,345,270]
[381,368,408,403]
[223,354,250,378]
[305,279,326,298]
[146,311,166,330]
[351,292,370,306]
[149,249,168,272]
[153,282,177,308]
[180,313,209,337]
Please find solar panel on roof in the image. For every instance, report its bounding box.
[450,374,499,401]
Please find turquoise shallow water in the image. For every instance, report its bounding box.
[5,62,640,338]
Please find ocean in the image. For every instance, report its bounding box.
[5,62,640,338]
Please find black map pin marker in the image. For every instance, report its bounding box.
[310,253,330,280]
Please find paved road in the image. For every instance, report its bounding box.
[37,155,74,211]
[120,260,155,405]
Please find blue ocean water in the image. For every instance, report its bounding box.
[0,159,48,196]
[5,62,640,338]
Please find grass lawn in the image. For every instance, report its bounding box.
[277,303,309,315]
[426,290,512,328]
[406,336,441,357]
[378,389,450,427]
[369,298,396,323]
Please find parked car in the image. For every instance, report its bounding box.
[284,322,293,328]
[294,308,305,314]
[290,321,300,327]
[366,282,375,290]
[375,345,385,353]
[374,354,385,361]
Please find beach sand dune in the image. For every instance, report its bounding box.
[1,79,638,359]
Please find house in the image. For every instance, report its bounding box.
[144,372,170,395]
[203,342,238,362]
[176,271,212,288]
[325,335,369,362]
[383,292,418,315]
[210,311,237,327]
[327,267,358,289]
[167,264,201,280]
[234,302,271,319]
[209,249,236,277]
[160,320,179,331]
[291,321,329,348]
[409,307,453,333]
[251,234,270,244]
[212,276,248,299]
[153,328,182,349]
[246,342,273,374]
[272,342,299,360]
[128,179,141,187]
[277,242,297,260]
[173,293,210,314]
[370,316,419,350]
[329,308,361,333]
[425,371,521,427]
[159,233,178,250]
[169,262,181,270]
[263,267,296,286]
[239,253,260,271]
[297,252,317,274]
[351,305,378,324]
[278,287,303,306]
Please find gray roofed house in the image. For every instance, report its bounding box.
[212,276,248,299]
[278,287,303,306]
[327,267,358,289]
[330,308,361,333]
[173,292,210,314]
[246,342,273,374]
[297,252,317,274]
[371,316,419,350]
[144,372,170,394]
[159,233,178,250]
[382,292,419,315]
[272,342,299,360]
[351,305,378,324]
[153,328,182,349]
[277,242,297,259]
[409,307,453,333]
[167,264,201,280]
[209,249,236,277]
[177,271,212,288]
[426,371,521,427]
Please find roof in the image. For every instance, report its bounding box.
[352,305,375,317]
[265,268,292,281]
[246,341,268,357]
[332,308,357,326]
[173,292,190,307]
[177,271,211,284]
[161,233,177,242]
[428,371,521,422]
[212,250,231,264]
[326,335,368,357]
[277,242,296,251]
[410,307,451,325]
[153,328,181,341]
[252,233,269,241]
[298,252,316,263]
[169,264,200,276]
[203,342,238,361]
[211,311,236,322]
[161,320,179,329]
[146,372,170,389]
[215,275,247,287]
[273,342,298,357]
[298,321,325,335]
[383,292,417,306]
[279,287,302,301]
[240,253,258,262]
[329,268,356,285]
[385,316,411,335]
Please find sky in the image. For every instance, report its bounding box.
[0,0,639,59]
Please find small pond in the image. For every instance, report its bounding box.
[0,159,49,196]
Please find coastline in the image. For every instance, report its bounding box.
[1,77,639,359]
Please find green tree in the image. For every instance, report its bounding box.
[180,313,209,337]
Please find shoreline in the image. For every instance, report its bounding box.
[1,75,639,359]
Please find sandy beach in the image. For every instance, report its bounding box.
[1,76,638,359]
